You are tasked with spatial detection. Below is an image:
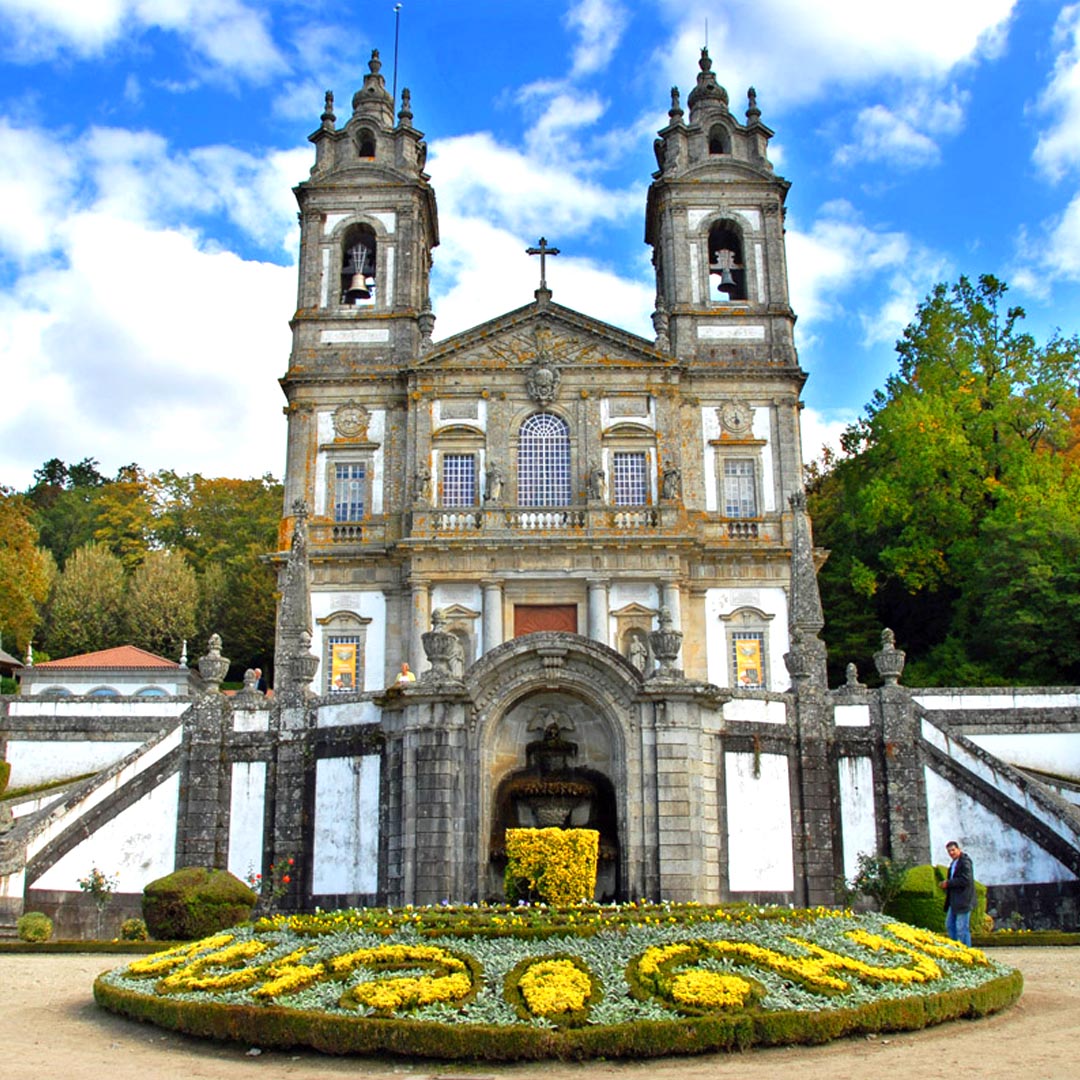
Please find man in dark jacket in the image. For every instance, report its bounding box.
[938,840,975,945]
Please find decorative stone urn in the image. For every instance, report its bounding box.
[873,628,906,686]
[197,633,229,692]
[506,720,597,828]
[291,629,320,689]
[421,609,459,681]
[648,607,683,678]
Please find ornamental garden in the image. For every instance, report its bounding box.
[92,830,1023,1061]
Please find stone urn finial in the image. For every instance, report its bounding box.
[648,607,683,678]
[197,633,229,692]
[291,629,320,691]
[873,628,906,686]
[421,608,459,682]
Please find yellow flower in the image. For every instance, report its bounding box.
[518,959,592,1017]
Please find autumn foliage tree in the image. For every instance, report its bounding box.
[810,275,1080,686]
[0,488,56,655]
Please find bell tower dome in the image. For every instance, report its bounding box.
[645,49,796,368]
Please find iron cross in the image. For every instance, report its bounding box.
[526,237,560,290]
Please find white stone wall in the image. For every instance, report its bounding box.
[30,773,180,893]
[310,590,387,692]
[838,756,877,881]
[924,768,1075,884]
[966,733,1080,782]
[704,586,788,691]
[6,740,143,787]
[227,762,267,881]
[725,751,794,891]
[311,755,380,895]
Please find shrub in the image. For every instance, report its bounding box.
[120,917,149,941]
[884,864,987,934]
[142,867,257,940]
[0,759,10,794]
[504,828,599,905]
[17,911,53,943]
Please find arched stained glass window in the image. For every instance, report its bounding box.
[518,413,571,507]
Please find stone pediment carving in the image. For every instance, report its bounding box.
[414,302,674,374]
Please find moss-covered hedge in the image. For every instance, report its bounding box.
[142,867,256,940]
[884,864,987,933]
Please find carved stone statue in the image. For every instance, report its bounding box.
[587,463,606,501]
[484,464,503,503]
[413,467,431,505]
[661,463,681,499]
[628,635,648,674]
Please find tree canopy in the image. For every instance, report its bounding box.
[6,462,282,676]
[809,275,1080,686]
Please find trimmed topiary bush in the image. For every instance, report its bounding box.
[17,911,53,943]
[142,867,256,941]
[505,828,599,904]
[884,864,987,934]
[120,917,149,941]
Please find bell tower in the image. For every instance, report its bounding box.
[645,49,796,367]
[280,49,439,514]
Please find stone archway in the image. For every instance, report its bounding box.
[486,693,622,900]
[466,632,644,902]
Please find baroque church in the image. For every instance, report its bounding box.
[2,50,1078,934]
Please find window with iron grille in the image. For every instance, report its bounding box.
[731,631,766,689]
[518,413,571,507]
[334,463,365,521]
[441,453,477,506]
[326,635,362,693]
[612,451,648,505]
[723,459,757,518]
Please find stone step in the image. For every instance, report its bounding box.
[0,921,19,941]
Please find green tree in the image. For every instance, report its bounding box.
[810,275,1080,685]
[26,457,108,568]
[0,488,57,654]
[124,550,199,660]
[45,542,127,657]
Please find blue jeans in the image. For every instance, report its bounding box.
[946,907,971,946]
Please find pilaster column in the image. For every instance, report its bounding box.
[587,578,609,645]
[409,580,430,673]
[481,579,503,656]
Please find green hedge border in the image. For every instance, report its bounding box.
[0,940,185,955]
[93,968,1023,1061]
[974,931,1080,948]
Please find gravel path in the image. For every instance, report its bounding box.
[1,948,1077,1080]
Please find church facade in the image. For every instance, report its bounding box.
[2,51,1079,935]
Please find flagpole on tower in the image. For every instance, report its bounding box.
[392,3,403,106]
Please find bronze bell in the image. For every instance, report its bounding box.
[344,273,374,302]
[716,267,737,297]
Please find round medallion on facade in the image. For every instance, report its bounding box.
[719,402,753,436]
[333,402,370,440]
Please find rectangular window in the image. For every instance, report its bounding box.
[441,453,477,507]
[723,459,757,518]
[334,463,365,522]
[327,635,362,693]
[612,451,648,506]
[732,631,765,689]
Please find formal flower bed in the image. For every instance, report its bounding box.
[94,902,1022,1061]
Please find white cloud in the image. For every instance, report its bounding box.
[1034,4,1080,181]
[428,133,641,239]
[0,0,286,80]
[800,407,854,468]
[786,201,948,348]
[430,214,653,342]
[0,119,302,488]
[658,0,1015,110]
[565,0,629,79]
[833,87,967,169]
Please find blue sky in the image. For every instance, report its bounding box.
[1,0,1078,489]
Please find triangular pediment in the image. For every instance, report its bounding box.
[415,298,674,373]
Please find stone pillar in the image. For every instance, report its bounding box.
[661,581,682,627]
[789,685,836,906]
[481,579,503,656]
[408,579,430,673]
[587,578,608,645]
[175,694,232,869]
